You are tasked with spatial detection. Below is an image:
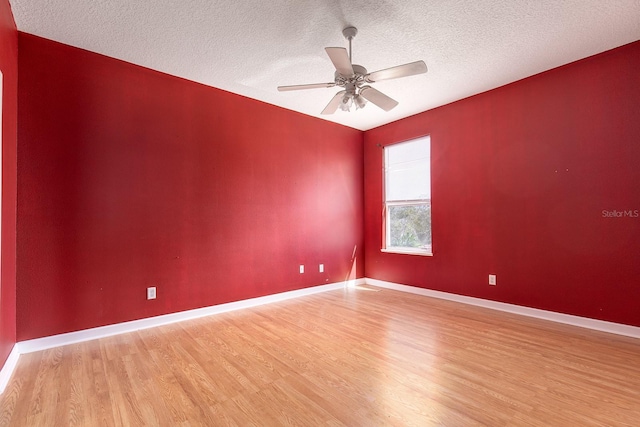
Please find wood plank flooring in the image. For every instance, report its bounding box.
[1,286,639,426]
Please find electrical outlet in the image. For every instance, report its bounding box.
[299,265,304,274]
[147,287,157,300]
[489,275,497,286]
[319,264,324,273]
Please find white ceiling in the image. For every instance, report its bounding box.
[10,0,640,131]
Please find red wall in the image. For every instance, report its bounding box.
[0,0,17,366]
[17,34,364,340]
[14,31,640,342]
[364,41,640,327]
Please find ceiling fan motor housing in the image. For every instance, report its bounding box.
[335,64,368,94]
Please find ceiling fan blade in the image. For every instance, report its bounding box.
[366,60,427,82]
[359,86,399,112]
[325,47,354,77]
[277,82,336,92]
[321,90,347,115]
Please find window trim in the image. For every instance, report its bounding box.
[381,248,433,256]
[382,136,432,256]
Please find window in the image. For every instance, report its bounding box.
[383,136,431,255]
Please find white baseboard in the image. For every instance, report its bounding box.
[0,278,343,395]
[0,279,365,394]
[366,278,640,339]
[5,275,634,395]
[0,345,20,394]
[18,279,364,354]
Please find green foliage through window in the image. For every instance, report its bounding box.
[389,203,431,249]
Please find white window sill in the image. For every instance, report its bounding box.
[381,248,433,257]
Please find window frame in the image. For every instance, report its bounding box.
[382,136,432,256]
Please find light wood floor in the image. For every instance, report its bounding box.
[1,286,639,426]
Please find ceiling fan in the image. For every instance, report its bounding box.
[277,26,428,114]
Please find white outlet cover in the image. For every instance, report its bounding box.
[319,264,324,273]
[147,287,157,300]
[489,275,497,286]
[299,265,304,274]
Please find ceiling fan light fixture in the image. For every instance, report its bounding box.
[354,94,367,110]
[339,93,353,111]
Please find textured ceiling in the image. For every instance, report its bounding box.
[9,0,640,131]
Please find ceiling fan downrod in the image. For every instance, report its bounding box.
[342,26,358,63]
